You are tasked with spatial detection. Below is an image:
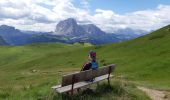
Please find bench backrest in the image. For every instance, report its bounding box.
[61,64,115,86]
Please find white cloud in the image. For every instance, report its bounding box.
[90,5,170,32]
[0,0,30,19]
[0,0,170,32]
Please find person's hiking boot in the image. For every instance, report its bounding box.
[89,78,94,82]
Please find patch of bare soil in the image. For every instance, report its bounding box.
[138,86,170,100]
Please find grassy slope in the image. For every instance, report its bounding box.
[0,43,90,100]
[0,25,170,99]
[0,43,84,85]
[96,25,170,89]
[0,42,149,100]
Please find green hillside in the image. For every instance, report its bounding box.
[0,25,170,99]
[96,25,170,89]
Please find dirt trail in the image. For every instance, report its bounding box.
[138,86,169,100]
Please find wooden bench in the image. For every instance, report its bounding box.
[52,64,116,95]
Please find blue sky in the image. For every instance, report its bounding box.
[74,0,170,14]
[0,0,170,32]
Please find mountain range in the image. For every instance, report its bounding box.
[0,25,68,45]
[0,35,7,45]
[0,18,148,45]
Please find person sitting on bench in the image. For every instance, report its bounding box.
[81,50,99,71]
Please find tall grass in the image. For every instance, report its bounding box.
[51,80,150,100]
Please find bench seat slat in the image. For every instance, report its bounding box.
[51,85,61,89]
[55,74,113,93]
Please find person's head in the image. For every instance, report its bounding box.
[88,50,96,61]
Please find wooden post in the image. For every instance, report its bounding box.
[71,75,75,96]
[108,66,111,85]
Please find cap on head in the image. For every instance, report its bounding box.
[89,50,96,58]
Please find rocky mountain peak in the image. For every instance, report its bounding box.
[54,18,106,37]
[55,18,79,35]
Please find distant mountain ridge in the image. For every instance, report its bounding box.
[0,25,68,45]
[54,18,147,44]
[0,25,29,45]
[0,18,149,45]
[0,36,7,45]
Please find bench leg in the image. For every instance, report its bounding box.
[108,77,110,85]
[108,66,111,85]
[71,75,76,96]
[108,74,111,85]
[71,89,74,96]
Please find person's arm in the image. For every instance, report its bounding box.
[80,63,86,71]
[80,62,91,71]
